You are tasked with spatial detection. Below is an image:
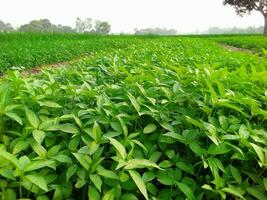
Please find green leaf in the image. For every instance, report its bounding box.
[143,123,157,134]
[2,189,16,200]
[5,112,23,125]
[90,174,102,192]
[163,132,185,143]
[0,149,21,170]
[66,165,77,182]
[124,159,161,170]
[142,171,156,182]
[229,165,242,184]
[24,160,55,172]
[72,153,91,170]
[33,130,46,144]
[250,143,265,165]
[102,188,115,200]
[88,141,99,156]
[88,186,101,200]
[25,174,48,191]
[118,116,128,137]
[159,160,172,168]
[52,154,72,163]
[246,187,267,200]
[239,125,250,140]
[121,193,138,200]
[177,182,196,200]
[92,121,102,143]
[12,140,30,154]
[31,142,47,158]
[128,170,148,200]
[25,107,40,129]
[58,123,79,134]
[105,136,127,160]
[38,101,62,108]
[221,187,245,199]
[263,178,267,191]
[127,92,140,113]
[37,195,50,200]
[97,166,119,179]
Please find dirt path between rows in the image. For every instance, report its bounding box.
[0,54,92,78]
[220,44,255,54]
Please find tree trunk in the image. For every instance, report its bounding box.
[264,15,267,35]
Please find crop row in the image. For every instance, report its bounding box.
[0,37,266,199]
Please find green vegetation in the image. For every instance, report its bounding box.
[0,33,134,73]
[212,35,267,54]
[0,35,266,200]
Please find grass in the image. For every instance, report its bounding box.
[0,34,266,200]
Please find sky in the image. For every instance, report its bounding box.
[0,0,263,33]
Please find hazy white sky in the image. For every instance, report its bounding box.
[0,0,263,33]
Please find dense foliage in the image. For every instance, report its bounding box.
[0,36,266,200]
[211,35,267,54]
[0,33,136,73]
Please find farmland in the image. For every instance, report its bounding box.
[0,34,266,200]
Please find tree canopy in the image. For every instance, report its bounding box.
[223,0,267,34]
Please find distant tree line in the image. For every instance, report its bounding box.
[0,20,15,32]
[0,18,111,34]
[203,26,264,34]
[134,28,177,35]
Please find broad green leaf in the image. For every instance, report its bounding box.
[5,112,23,125]
[118,116,128,137]
[24,160,55,172]
[143,123,157,134]
[25,107,40,129]
[124,159,161,170]
[121,193,138,200]
[88,186,100,200]
[58,123,79,134]
[92,121,102,143]
[2,189,16,200]
[129,170,148,200]
[31,142,47,158]
[66,165,77,182]
[250,143,265,165]
[105,136,127,160]
[102,188,115,200]
[229,165,242,184]
[33,130,46,144]
[88,141,99,156]
[159,160,172,168]
[142,171,156,182]
[12,141,30,154]
[72,153,91,170]
[25,174,48,191]
[246,187,267,200]
[97,166,119,179]
[163,132,185,143]
[177,182,196,200]
[0,149,21,170]
[38,101,62,108]
[221,187,245,199]
[37,195,50,200]
[127,92,140,113]
[239,125,250,140]
[89,174,102,192]
[263,178,267,191]
[52,154,72,163]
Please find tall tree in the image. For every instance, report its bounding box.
[223,0,267,35]
[94,20,111,34]
[0,20,14,32]
[75,17,93,33]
